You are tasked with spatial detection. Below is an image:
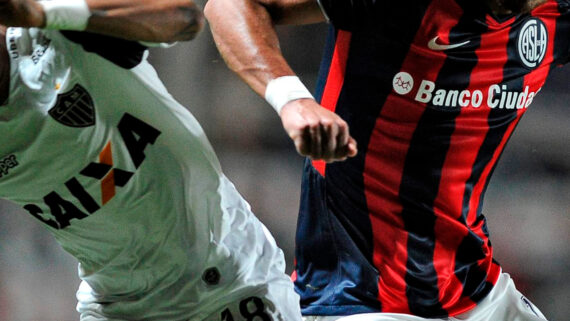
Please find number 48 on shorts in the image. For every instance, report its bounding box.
[219,296,272,321]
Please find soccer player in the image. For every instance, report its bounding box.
[0,0,302,320]
[205,0,569,320]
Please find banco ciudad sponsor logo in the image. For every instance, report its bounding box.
[392,72,541,110]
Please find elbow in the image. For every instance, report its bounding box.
[204,0,258,26]
[152,0,205,42]
[204,0,226,24]
[172,1,205,42]
[205,0,283,27]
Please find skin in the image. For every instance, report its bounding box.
[205,0,356,163]
[0,0,205,105]
[204,0,548,162]
[85,0,205,43]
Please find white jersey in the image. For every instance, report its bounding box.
[0,28,299,320]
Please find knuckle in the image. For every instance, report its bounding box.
[321,118,334,127]
[307,120,320,130]
[337,123,348,132]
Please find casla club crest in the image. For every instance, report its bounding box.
[517,18,548,69]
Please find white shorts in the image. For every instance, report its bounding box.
[78,223,302,321]
[79,275,302,321]
[201,279,302,321]
[303,273,547,321]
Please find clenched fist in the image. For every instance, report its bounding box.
[280,98,357,162]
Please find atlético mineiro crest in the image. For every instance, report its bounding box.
[49,84,95,127]
[517,18,548,69]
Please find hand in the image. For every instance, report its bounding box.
[280,98,357,162]
[0,0,45,28]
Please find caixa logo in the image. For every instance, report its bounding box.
[23,113,161,229]
[518,18,548,68]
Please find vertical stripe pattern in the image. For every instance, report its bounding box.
[312,30,352,176]
[295,0,569,317]
[397,1,488,316]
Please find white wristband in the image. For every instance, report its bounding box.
[264,76,314,114]
[39,0,91,31]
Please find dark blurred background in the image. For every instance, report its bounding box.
[0,17,568,321]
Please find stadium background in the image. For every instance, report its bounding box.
[0,17,568,321]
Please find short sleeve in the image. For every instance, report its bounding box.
[60,31,147,69]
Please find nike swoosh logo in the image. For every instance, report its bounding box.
[428,36,470,51]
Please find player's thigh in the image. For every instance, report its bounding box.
[204,280,302,321]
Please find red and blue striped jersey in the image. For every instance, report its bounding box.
[293,0,570,318]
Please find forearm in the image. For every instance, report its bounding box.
[0,0,203,43]
[205,0,357,162]
[85,0,204,42]
[204,0,323,96]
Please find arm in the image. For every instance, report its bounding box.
[86,0,204,42]
[0,0,204,42]
[205,0,357,162]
